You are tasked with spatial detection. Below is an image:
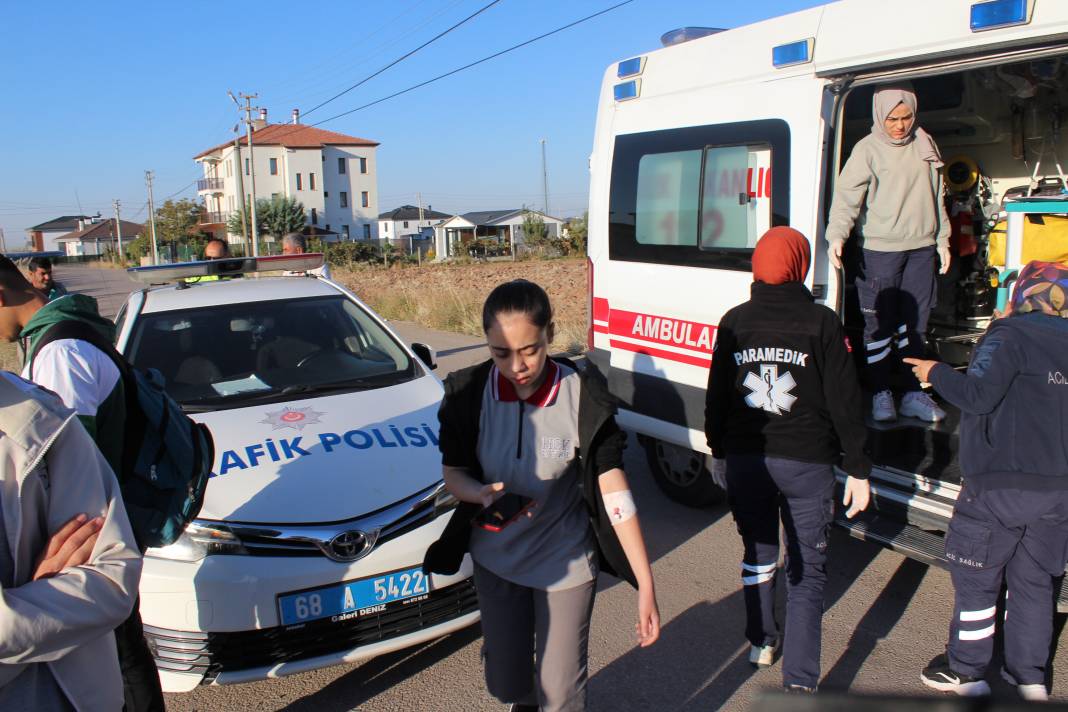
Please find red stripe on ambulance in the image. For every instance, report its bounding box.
[609,340,712,369]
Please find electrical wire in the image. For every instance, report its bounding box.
[309,0,634,126]
[302,0,503,118]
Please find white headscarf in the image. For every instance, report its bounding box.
[872,82,944,168]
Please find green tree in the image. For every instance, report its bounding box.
[154,199,206,245]
[520,211,549,251]
[226,199,258,242]
[259,196,307,239]
[562,212,588,256]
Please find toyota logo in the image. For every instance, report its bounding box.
[326,530,372,562]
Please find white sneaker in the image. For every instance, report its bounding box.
[1018,684,1049,702]
[872,390,896,422]
[749,642,779,667]
[900,391,946,423]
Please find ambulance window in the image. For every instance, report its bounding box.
[609,119,789,270]
[636,150,702,246]
[699,144,770,251]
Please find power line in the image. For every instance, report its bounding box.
[302,0,503,118]
[309,0,634,127]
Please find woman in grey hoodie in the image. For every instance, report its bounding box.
[826,82,951,423]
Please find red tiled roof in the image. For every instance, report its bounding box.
[194,123,379,159]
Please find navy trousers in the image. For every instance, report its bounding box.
[945,482,1068,685]
[726,454,835,689]
[856,246,937,392]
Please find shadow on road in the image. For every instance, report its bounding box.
[277,625,483,712]
[590,592,755,711]
[821,556,929,690]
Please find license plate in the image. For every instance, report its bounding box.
[277,566,431,626]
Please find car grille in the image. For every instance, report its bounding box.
[144,579,478,682]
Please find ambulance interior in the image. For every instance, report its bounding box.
[836,56,1068,485]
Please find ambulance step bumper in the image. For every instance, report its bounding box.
[836,514,1068,613]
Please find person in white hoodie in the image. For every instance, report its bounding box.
[0,371,142,711]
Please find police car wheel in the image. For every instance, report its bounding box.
[643,438,724,508]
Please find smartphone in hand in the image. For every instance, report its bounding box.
[472,493,536,532]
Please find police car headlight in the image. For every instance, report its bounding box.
[145,521,248,562]
[433,484,459,516]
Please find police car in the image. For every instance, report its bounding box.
[114,254,477,692]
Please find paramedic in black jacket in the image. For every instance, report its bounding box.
[705,226,872,693]
[906,260,1068,701]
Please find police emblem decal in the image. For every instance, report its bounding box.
[260,407,324,431]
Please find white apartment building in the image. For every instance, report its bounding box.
[194,109,380,244]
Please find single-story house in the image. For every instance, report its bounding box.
[25,214,98,252]
[432,208,565,260]
[56,218,144,257]
[378,205,452,242]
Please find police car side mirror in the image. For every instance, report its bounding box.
[411,343,437,371]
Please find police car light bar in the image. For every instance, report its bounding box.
[970,0,1033,32]
[128,253,325,283]
[614,79,641,102]
[772,38,814,68]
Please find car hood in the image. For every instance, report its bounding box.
[192,376,444,524]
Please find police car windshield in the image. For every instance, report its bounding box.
[125,295,417,409]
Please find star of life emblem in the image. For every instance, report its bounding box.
[743,364,797,416]
[260,406,324,431]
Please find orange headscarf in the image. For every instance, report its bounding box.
[752,227,811,285]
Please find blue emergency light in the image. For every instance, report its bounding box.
[614,80,641,102]
[128,254,326,284]
[617,57,644,79]
[970,0,1033,32]
[772,38,814,68]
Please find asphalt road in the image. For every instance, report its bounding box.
[51,265,1068,711]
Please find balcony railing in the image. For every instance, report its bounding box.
[197,178,225,192]
[199,210,230,225]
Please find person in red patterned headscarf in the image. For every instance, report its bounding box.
[705,227,870,693]
[905,260,1068,699]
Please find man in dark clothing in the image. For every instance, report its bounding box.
[0,255,165,711]
[907,260,1068,702]
[705,227,871,693]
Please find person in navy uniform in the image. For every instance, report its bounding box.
[705,226,871,693]
[906,260,1068,701]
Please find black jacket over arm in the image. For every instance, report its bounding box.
[423,357,637,588]
[704,281,871,478]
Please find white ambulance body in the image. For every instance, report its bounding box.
[587,0,1068,571]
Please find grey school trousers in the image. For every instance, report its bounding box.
[473,563,597,712]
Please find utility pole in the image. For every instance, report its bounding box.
[112,199,122,263]
[540,138,550,218]
[417,192,425,265]
[145,171,159,265]
[233,131,250,255]
[231,90,260,256]
[0,228,7,253]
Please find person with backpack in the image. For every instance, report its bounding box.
[704,226,871,693]
[0,370,143,712]
[424,279,660,712]
[905,260,1068,701]
[0,255,165,710]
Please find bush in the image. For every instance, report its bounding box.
[326,240,378,266]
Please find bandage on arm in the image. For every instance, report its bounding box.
[603,489,637,526]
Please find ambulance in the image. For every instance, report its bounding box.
[586,0,1068,589]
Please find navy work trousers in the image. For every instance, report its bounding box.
[856,246,937,392]
[726,454,835,689]
[945,482,1068,685]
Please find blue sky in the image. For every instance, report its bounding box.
[0,0,826,242]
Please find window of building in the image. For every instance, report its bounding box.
[340,192,348,208]
[271,192,280,200]
[384,223,389,234]
[361,191,369,208]
[226,161,232,177]
[269,158,278,175]
[403,221,408,228]
[343,225,350,239]
[359,157,367,174]
[324,191,329,198]
[338,157,346,174]
[245,158,250,176]
[608,119,788,271]
[326,224,331,233]
[311,208,318,225]
[296,173,303,190]
[363,224,371,239]
[309,173,316,190]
